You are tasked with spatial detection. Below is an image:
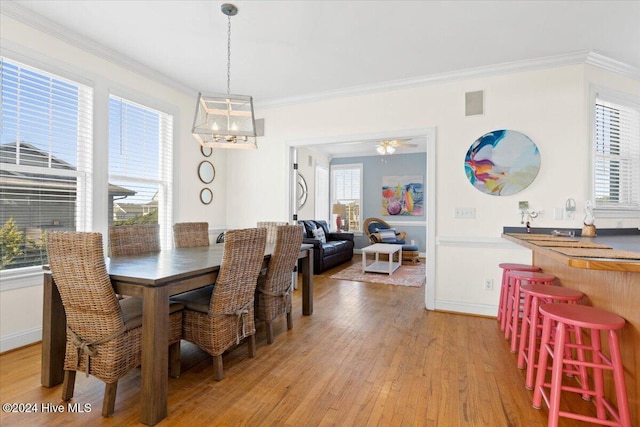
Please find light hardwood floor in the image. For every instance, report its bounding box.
[0,257,599,426]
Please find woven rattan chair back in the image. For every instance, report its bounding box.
[173,222,210,248]
[109,224,160,256]
[255,224,304,344]
[46,232,142,416]
[257,221,287,244]
[178,227,266,380]
[210,227,267,316]
[47,232,125,344]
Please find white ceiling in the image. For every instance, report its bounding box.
[3,0,639,157]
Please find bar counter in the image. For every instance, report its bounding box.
[502,231,639,424]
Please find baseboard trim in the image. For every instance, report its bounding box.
[0,327,42,353]
[435,299,497,317]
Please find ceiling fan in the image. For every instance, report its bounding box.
[376,139,417,155]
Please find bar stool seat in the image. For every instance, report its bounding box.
[532,303,631,427]
[517,283,584,390]
[497,263,541,331]
[505,271,556,353]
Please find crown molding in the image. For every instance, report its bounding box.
[1,1,197,97]
[257,51,640,109]
[585,51,640,80]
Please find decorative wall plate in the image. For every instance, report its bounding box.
[464,129,540,196]
[200,188,213,205]
[201,145,213,157]
[297,173,308,209]
[197,161,215,184]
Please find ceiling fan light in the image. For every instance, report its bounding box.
[377,146,386,155]
[386,146,395,154]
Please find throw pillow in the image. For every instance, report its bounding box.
[377,229,397,243]
[312,227,327,244]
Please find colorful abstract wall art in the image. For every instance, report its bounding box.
[464,130,540,196]
[381,175,423,216]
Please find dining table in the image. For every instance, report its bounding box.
[41,242,314,426]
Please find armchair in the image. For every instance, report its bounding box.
[363,217,420,264]
[364,217,406,244]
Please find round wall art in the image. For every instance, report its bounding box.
[464,129,540,196]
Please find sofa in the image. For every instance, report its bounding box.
[298,220,354,274]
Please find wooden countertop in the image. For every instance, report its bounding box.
[502,233,640,273]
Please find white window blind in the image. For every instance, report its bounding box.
[108,95,173,248]
[593,95,640,212]
[0,57,93,270]
[331,164,363,232]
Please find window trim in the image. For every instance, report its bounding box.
[589,85,640,218]
[330,163,364,233]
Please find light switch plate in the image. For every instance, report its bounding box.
[454,207,476,219]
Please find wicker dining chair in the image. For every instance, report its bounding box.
[255,224,304,344]
[257,221,287,245]
[109,224,160,256]
[173,222,210,248]
[46,232,183,417]
[172,227,267,381]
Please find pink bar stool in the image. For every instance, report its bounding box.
[497,263,541,331]
[532,304,631,427]
[517,283,584,390]
[504,270,556,353]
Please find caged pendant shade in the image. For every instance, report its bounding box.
[192,92,257,148]
[192,3,258,149]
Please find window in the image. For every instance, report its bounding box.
[0,57,92,270]
[108,95,173,248]
[592,89,640,215]
[331,164,362,232]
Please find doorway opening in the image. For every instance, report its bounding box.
[287,128,436,310]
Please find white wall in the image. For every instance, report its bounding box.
[228,64,640,316]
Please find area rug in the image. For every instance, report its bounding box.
[330,263,425,287]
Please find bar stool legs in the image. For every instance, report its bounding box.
[516,283,584,390]
[532,303,631,427]
[505,271,556,353]
[497,263,540,331]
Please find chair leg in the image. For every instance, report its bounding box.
[286,311,293,330]
[61,370,76,401]
[213,355,224,381]
[102,381,118,417]
[266,322,274,344]
[248,334,256,357]
[169,340,181,378]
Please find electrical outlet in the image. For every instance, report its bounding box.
[454,207,476,219]
[484,278,494,291]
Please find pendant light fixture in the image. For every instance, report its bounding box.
[192,3,257,149]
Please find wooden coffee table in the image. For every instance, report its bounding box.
[361,243,402,275]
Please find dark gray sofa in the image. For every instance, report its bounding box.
[298,220,354,274]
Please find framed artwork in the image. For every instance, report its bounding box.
[464,129,540,196]
[381,175,423,216]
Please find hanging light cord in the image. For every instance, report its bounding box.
[226,14,232,95]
